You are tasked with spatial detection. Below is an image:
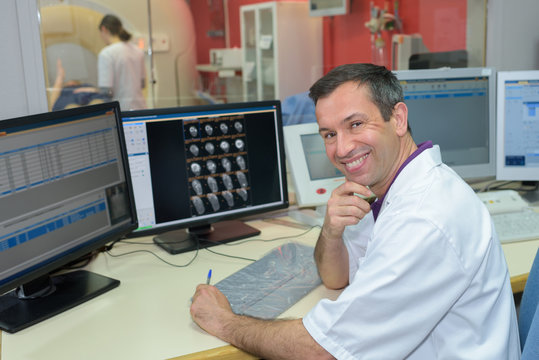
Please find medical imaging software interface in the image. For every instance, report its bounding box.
[0,109,131,282]
[122,105,285,233]
[400,75,490,167]
[502,80,539,168]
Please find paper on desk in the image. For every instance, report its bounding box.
[215,242,321,319]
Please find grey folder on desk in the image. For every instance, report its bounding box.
[216,242,321,319]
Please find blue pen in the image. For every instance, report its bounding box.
[206,269,212,285]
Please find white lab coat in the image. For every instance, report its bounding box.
[303,145,521,359]
[98,41,147,111]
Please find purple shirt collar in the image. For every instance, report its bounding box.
[370,141,433,221]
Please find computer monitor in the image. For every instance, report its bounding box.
[394,67,496,181]
[408,50,468,70]
[284,122,344,207]
[0,102,137,333]
[309,0,349,17]
[121,101,288,254]
[496,71,539,183]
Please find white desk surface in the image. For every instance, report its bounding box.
[0,218,338,360]
[2,217,538,360]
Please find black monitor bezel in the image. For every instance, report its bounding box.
[0,101,138,296]
[121,100,289,238]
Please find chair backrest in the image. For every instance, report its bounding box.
[520,247,539,358]
[281,91,316,126]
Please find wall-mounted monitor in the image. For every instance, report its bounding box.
[496,71,539,183]
[0,102,137,333]
[121,101,288,254]
[284,122,344,208]
[309,0,349,17]
[394,67,496,181]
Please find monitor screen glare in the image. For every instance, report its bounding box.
[301,133,343,181]
[284,122,344,208]
[122,101,288,254]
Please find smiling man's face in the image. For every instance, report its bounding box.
[316,81,402,196]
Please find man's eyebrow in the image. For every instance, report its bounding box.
[318,112,368,134]
[318,127,330,134]
[343,112,368,123]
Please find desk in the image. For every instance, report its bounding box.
[503,239,539,293]
[1,217,538,360]
[0,218,338,360]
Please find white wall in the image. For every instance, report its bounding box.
[486,0,539,71]
[0,0,48,120]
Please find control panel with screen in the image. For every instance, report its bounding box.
[284,122,344,207]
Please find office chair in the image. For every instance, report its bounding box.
[281,91,316,126]
[519,247,539,358]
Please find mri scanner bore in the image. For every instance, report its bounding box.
[39,0,198,110]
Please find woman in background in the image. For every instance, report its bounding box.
[98,14,147,110]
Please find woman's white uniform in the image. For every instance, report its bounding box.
[303,145,521,359]
[98,41,146,111]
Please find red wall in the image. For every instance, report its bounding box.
[190,0,466,71]
[322,0,466,69]
[190,0,226,64]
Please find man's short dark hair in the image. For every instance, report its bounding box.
[309,63,404,123]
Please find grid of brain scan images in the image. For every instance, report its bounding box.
[184,115,250,216]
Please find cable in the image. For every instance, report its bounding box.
[106,247,199,268]
[103,224,320,268]
[214,225,321,247]
[477,180,528,193]
[197,225,320,262]
[57,250,99,272]
[105,236,201,268]
[203,246,257,262]
[477,180,513,193]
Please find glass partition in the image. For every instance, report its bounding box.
[37,0,487,111]
[38,0,200,111]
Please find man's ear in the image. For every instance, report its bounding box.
[392,102,409,136]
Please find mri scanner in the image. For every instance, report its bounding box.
[39,0,198,109]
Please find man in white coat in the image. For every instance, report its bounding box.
[190,63,521,359]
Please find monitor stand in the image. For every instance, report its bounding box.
[153,220,261,255]
[0,270,119,334]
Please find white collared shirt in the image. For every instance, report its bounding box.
[303,145,521,359]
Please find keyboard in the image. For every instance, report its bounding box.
[215,242,321,319]
[491,209,539,243]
